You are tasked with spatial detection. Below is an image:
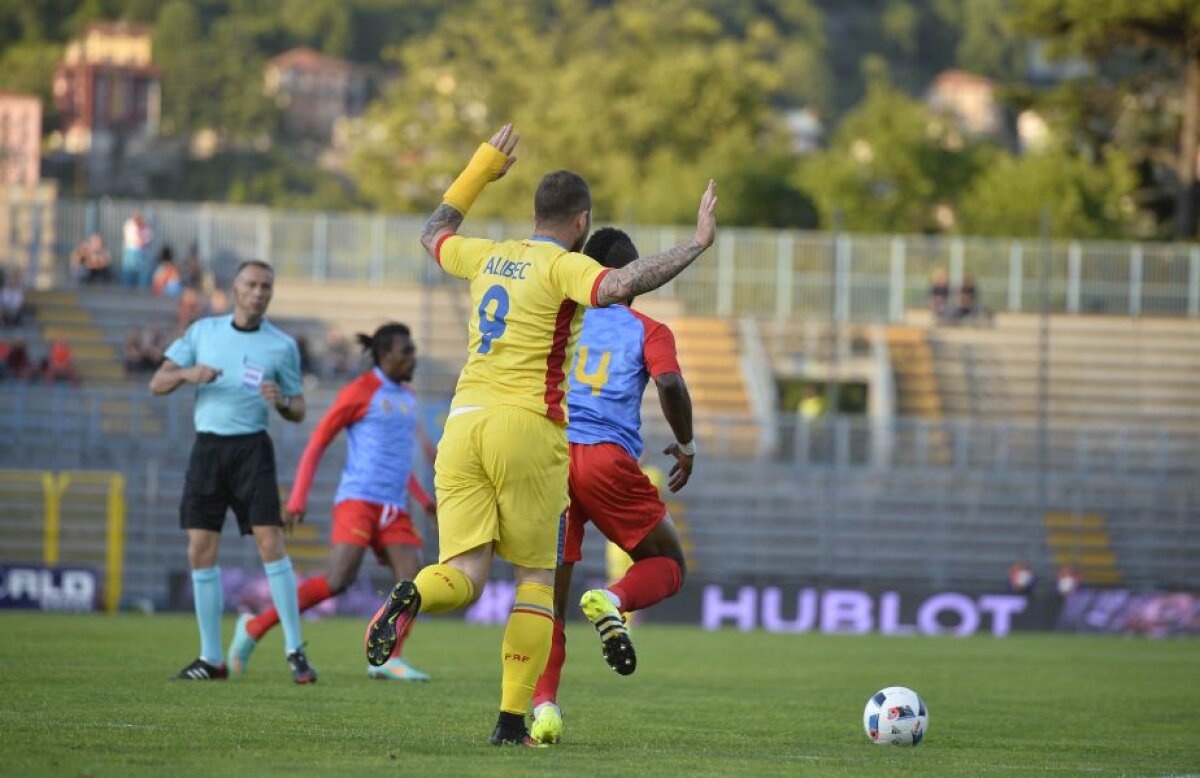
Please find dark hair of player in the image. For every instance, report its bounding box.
[534,170,592,225]
[583,227,639,269]
[356,322,411,367]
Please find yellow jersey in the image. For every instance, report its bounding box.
[436,234,610,422]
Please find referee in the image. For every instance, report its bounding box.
[151,260,316,683]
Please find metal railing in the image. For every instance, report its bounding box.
[3,195,1197,320]
[638,413,1200,481]
[3,385,1196,600]
[4,384,1197,480]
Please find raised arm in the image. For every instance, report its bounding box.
[419,123,520,259]
[285,386,368,522]
[655,371,695,492]
[595,180,718,306]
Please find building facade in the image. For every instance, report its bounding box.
[53,22,160,155]
[0,93,42,186]
[264,47,369,144]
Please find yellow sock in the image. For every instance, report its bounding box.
[413,564,475,614]
[500,582,555,715]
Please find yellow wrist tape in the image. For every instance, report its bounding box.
[443,143,509,214]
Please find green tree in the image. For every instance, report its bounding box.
[694,0,831,112]
[1017,0,1200,237]
[204,16,277,139]
[153,0,204,136]
[153,3,276,139]
[349,0,807,226]
[796,66,990,232]
[0,42,64,120]
[958,146,1139,238]
[278,0,353,57]
[936,0,1025,80]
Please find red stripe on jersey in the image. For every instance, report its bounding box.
[590,268,611,307]
[542,299,578,422]
[434,233,454,266]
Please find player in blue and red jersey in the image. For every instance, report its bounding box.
[227,322,437,681]
[530,228,696,743]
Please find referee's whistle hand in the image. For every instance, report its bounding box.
[188,365,221,384]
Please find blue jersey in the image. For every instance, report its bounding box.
[565,305,680,459]
[164,315,302,436]
[286,368,425,511]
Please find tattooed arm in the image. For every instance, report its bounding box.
[595,180,718,306]
[419,203,464,259]
[419,123,520,261]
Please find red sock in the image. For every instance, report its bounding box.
[532,619,567,707]
[246,575,333,640]
[608,557,682,613]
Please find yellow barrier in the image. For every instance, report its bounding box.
[1,470,125,613]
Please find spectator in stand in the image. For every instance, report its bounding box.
[1,270,27,327]
[124,326,165,374]
[4,338,34,380]
[956,274,978,320]
[122,211,154,289]
[0,338,10,380]
[207,288,229,316]
[295,334,315,377]
[928,267,950,322]
[152,246,183,297]
[42,338,80,385]
[71,234,114,284]
[1007,561,1036,594]
[797,384,827,422]
[177,288,203,332]
[1057,565,1082,598]
[125,327,148,373]
[142,326,165,366]
[182,243,206,290]
[324,332,352,379]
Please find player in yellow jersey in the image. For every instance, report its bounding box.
[365,122,718,746]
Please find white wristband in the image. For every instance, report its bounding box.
[676,439,696,456]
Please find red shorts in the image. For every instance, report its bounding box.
[331,500,422,562]
[563,442,666,564]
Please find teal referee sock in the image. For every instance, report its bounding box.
[191,566,223,665]
[264,557,303,654]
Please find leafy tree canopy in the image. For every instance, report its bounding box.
[349,0,815,227]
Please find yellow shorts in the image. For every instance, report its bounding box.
[434,406,568,569]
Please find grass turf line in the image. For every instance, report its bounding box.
[0,613,1196,776]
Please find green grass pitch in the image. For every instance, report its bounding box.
[1,612,1196,776]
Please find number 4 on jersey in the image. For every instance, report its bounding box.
[573,346,611,395]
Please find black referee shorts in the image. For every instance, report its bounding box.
[180,431,283,536]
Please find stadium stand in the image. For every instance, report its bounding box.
[668,316,757,455]
[923,313,1200,430]
[1043,511,1122,585]
[26,289,124,384]
[3,275,1198,607]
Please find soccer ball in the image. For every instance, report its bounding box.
[862,686,928,746]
